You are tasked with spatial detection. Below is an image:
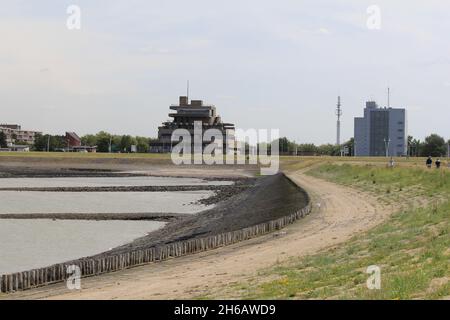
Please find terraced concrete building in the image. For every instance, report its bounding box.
[150,96,235,153]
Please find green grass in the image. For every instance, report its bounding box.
[207,163,450,300]
[310,163,449,203]
[308,163,449,192]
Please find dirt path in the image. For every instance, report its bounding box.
[5,168,394,300]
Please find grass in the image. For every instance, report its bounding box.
[308,162,449,203]
[206,162,450,300]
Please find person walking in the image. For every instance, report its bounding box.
[426,156,433,169]
[435,158,441,169]
[388,157,395,168]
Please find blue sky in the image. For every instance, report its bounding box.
[1,0,449,143]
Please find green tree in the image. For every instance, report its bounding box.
[95,131,112,153]
[49,135,65,151]
[0,132,7,148]
[119,135,135,152]
[421,134,446,157]
[278,137,290,154]
[407,135,413,147]
[33,134,65,151]
[408,136,422,157]
[342,138,354,156]
[33,133,47,151]
[136,136,150,153]
[111,135,122,152]
[81,134,97,146]
[276,137,301,154]
[297,143,318,155]
[317,144,341,156]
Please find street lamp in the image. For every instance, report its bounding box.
[447,141,450,159]
[384,138,391,158]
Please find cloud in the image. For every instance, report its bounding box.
[1,0,450,142]
[317,27,331,35]
[0,17,179,96]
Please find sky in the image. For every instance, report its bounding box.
[0,0,449,144]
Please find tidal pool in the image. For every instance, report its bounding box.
[0,219,165,274]
[0,176,220,274]
[0,176,233,188]
[0,190,214,215]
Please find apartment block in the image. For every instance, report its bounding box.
[0,124,41,147]
[354,102,407,157]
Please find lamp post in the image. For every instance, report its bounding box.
[294,140,297,157]
[447,141,450,159]
[407,141,411,159]
[384,138,390,158]
[447,141,450,167]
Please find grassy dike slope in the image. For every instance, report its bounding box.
[221,163,450,299]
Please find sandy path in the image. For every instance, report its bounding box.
[4,169,393,300]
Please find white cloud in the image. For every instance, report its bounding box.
[0,0,449,142]
[317,27,331,35]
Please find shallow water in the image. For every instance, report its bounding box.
[0,219,165,274]
[0,176,233,188]
[0,176,219,274]
[0,190,214,215]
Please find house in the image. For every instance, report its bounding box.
[66,132,82,148]
[65,132,96,152]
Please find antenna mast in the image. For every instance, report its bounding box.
[387,87,390,107]
[336,96,343,145]
[187,80,190,101]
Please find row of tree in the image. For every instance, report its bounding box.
[5,129,449,157]
[274,137,354,156]
[408,134,449,157]
[31,132,156,153]
[33,134,66,151]
[273,134,449,157]
[80,131,156,153]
